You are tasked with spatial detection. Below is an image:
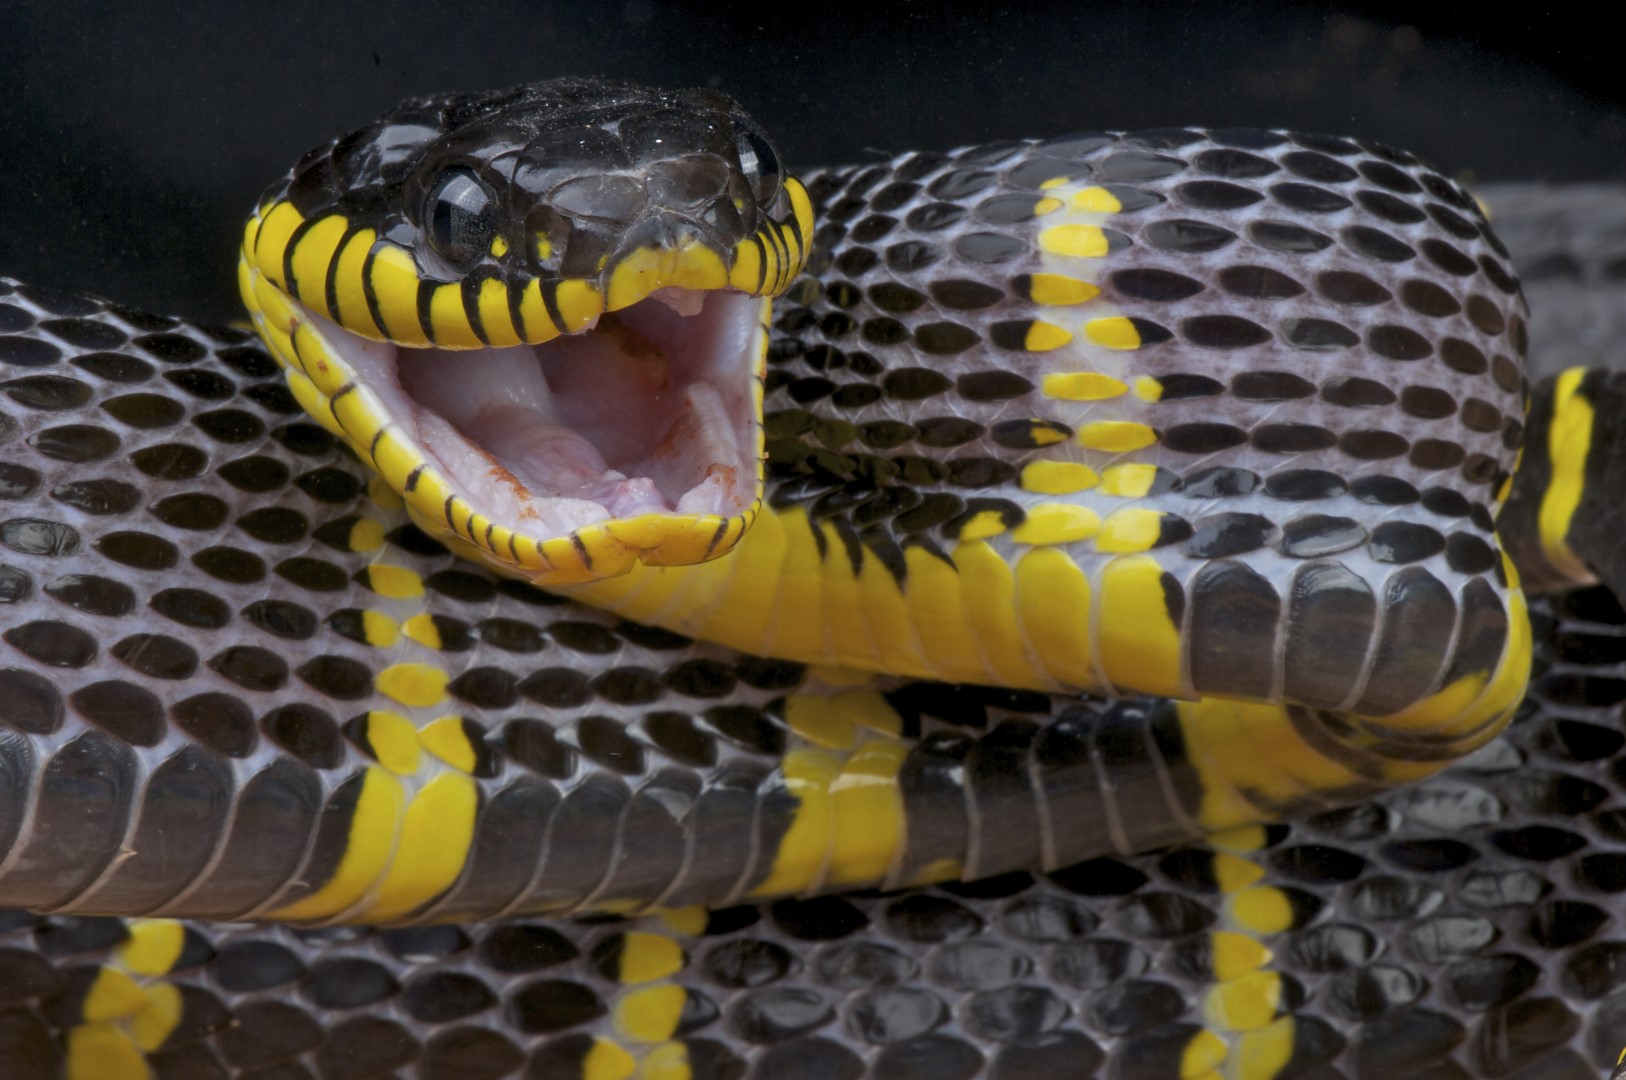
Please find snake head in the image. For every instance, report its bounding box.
[238,78,814,583]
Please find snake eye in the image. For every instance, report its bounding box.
[425,168,495,270]
[734,126,781,206]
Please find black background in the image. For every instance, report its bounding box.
[2,0,1620,325]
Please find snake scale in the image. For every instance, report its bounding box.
[2,78,1626,1078]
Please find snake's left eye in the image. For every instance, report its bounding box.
[426,168,495,270]
[735,126,781,206]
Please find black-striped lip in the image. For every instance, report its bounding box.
[309,285,764,539]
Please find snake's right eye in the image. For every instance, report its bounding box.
[734,126,781,206]
[426,168,495,270]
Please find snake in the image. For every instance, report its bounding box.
[1,76,1625,1079]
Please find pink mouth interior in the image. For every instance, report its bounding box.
[312,288,762,539]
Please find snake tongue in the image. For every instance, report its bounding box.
[318,287,763,542]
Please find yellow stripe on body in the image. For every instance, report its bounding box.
[1100,463,1159,497]
[362,610,400,648]
[785,689,904,749]
[854,540,932,677]
[634,1042,691,1080]
[1079,420,1157,452]
[1174,699,1430,836]
[66,1023,148,1080]
[1014,547,1097,690]
[616,932,686,984]
[117,919,185,977]
[348,516,387,551]
[826,740,910,887]
[1011,504,1100,546]
[1085,315,1143,349]
[1097,555,1184,698]
[1072,185,1123,212]
[1027,272,1101,305]
[356,771,478,922]
[1043,371,1127,401]
[817,521,878,664]
[359,710,423,775]
[1024,321,1074,350]
[752,736,909,897]
[128,983,183,1053]
[419,715,480,772]
[1021,460,1101,494]
[766,511,828,660]
[1358,589,1530,760]
[957,509,1011,540]
[83,967,149,1022]
[363,564,424,599]
[1181,1030,1229,1079]
[1185,827,1297,1080]
[954,539,1051,688]
[1538,366,1596,584]
[1039,223,1110,258]
[568,506,1121,691]
[376,663,449,708]
[1097,507,1167,552]
[614,985,688,1043]
[902,544,985,681]
[272,767,405,921]
[751,749,839,897]
[584,1038,638,1080]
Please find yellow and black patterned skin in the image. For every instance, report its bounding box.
[2,79,1626,1078]
[240,79,814,583]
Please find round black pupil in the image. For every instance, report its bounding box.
[430,172,493,263]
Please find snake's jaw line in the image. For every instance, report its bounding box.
[238,79,811,581]
[297,287,766,556]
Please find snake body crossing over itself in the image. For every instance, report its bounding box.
[2,78,1626,1078]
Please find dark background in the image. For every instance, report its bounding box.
[2,0,1620,326]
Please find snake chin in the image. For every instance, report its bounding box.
[309,287,764,538]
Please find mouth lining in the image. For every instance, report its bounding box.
[307,287,764,544]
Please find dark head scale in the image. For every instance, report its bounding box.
[250,77,811,348]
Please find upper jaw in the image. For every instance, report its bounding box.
[278,285,769,583]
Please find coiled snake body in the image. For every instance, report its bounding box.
[0,79,1623,1079]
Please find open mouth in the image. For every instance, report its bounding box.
[291,286,767,576]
